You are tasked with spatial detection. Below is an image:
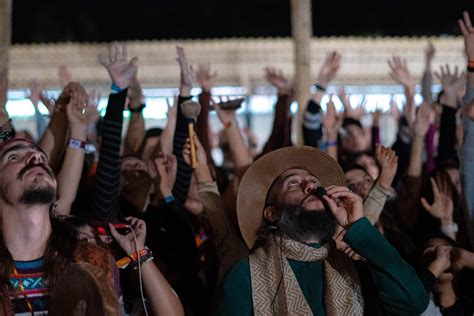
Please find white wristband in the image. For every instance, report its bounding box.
[441,223,458,234]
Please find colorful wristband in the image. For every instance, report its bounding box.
[160,195,175,205]
[68,138,86,149]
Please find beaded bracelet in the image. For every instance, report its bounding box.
[116,247,151,269]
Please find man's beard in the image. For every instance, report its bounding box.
[272,202,337,244]
[19,186,56,205]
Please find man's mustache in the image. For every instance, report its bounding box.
[18,162,54,179]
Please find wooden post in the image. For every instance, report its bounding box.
[0,0,11,108]
[290,0,312,145]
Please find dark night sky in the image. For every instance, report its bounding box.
[11,0,473,44]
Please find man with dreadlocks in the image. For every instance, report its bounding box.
[214,146,429,315]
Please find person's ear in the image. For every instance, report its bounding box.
[263,206,277,222]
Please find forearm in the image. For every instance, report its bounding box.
[225,122,253,168]
[324,132,338,161]
[261,94,291,154]
[94,90,127,220]
[55,127,87,215]
[33,105,48,139]
[197,91,213,161]
[363,182,392,225]
[421,70,433,104]
[172,95,193,204]
[140,261,185,316]
[345,217,429,314]
[39,107,68,172]
[407,135,424,177]
[124,111,145,156]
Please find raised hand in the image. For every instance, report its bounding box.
[323,186,364,229]
[66,84,89,133]
[388,56,415,89]
[150,154,177,198]
[40,93,56,114]
[212,98,236,126]
[424,41,436,69]
[316,51,341,86]
[86,89,101,125]
[375,144,398,189]
[166,95,178,122]
[264,66,291,94]
[421,178,454,222]
[27,80,42,106]
[458,11,474,60]
[389,96,400,121]
[322,96,343,139]
[435,64,466,107]
[58,65,73,88]
[109,217,146,255]
[98,42,138,89]
[412,102,433,137]
[196,63,217,92]
[176,46,194,95]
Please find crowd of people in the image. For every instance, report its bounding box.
[0,10,474,316]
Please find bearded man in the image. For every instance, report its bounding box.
[214,146,428,315]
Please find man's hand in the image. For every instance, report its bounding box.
[40,93,56,114]
[99,42,138,89]
[425,41,436,69]
[316,51,341,86]
[458,11,474,60]
[196,63,217,92]
[322,96,343,140]
[420,178,454,223]
[450,247,474,271]
[150,154,177,198]
[264,66,292,94]
[109,217,146,255]
[388,56,415,90]
[435,64,465,108]
[176,46,194,96]
[375,144,398,190]
[427,245,452,278]
[323,186,364,230]
[389,96,400,122]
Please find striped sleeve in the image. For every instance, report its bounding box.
[94,89,127,221]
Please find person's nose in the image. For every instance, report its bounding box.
[26,151,45,165]
[303,181,316,194]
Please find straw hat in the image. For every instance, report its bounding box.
[236,146,346,249]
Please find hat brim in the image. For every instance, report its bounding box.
[236,146,346,249]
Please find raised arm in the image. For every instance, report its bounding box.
[435,65,465,164]
[458,10,474,247]
[303,52,341,148]
[421,41,436,104]
[172,46,194,204]
[94,42,137,221]
[260,67,293,155]
[124,76,146,156]
[321,96,342,160]
[55,84,89,215]
[196,63,217,162]
[27,80,49,139]
[214,101,252,168]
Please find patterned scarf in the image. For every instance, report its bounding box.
[249,235,364,316]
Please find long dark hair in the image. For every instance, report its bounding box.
[0,216,78,299]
